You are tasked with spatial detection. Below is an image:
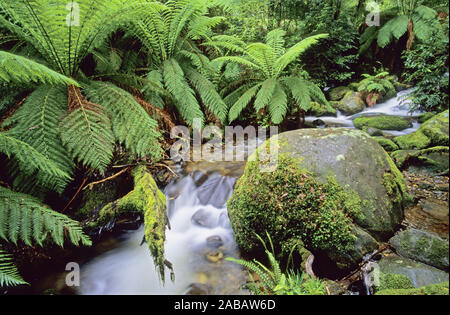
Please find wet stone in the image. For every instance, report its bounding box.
[206,235,224,248]
[191,209,217,228]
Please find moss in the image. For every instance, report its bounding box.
[374,137,399,152]
[394,130,431,150]
[375,282,449,295]
[418,112,436,124]
[308,102,337,117]
[227,155,362,258]
[420,110,449,146]
[95,165,169,281]
[376,273,415,292]
[354,116,412,131]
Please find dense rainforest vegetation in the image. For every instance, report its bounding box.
[0,0,448,296]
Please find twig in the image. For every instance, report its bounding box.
[61,177,88,213]
[82,167,130,191]
[340,244,391,281]
[149,163,179,178]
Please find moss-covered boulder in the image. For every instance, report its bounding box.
[307,102,337,117]
[375,273,415,292]
[418,112,436,124]
[228,128,409,270]
[329,86,352,101]
[228,155,378,270]
[394,110,449,150]
[374,137,399,152]
[420,110,449,146]
[389,147,449,171]
[375,282,449,295]
[390,150,420,169]
[378,255,449,288]
[91,166,170,281]
[389,229,449,271]
[354,115,413,131]
[331,92,366,115]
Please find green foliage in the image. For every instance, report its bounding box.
[358,72,396,95]
[375,281,449,295]
[0,50,78,86]
[402,19,449,112]
[360,2,442,53]
[84,82,162,160]
[126,0,227,126]
[226,233,326,295]
[4,85,74,194]
[376,273,415,292]
[0,249,28,287]
[0,186,91,247]
[212,29,327,124]
[227,155,360,256]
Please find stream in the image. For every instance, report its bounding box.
[40,89,424,295]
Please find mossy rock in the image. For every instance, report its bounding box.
[418,112,436,124]
[93,166,169,281]
[394,130,431,150]
[390,150,419,169]
[420,110,449,146]
[389,229,449,271]
[329,86,352,101]
[375,273,415,292]
[375,282,449,295]
[394,110,449,150]
[229,128,409,269]
[331,92,366,115]
[378,255,449,288]
[374,137,399,152]
[228,155,377,270]
[307,101,337,117]
[354,115,413,131]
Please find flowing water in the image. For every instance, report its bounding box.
[75,90,422,295]
[305,89,424,136]
[78,168,248,295]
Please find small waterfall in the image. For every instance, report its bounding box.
[78,171,247,295]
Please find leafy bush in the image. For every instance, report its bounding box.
[402,19,449,112]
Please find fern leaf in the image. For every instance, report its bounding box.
[60,96,114,173]
[268,83,288,124]
[0,51,78,86]
[0,249,28,287]
[0,187,91,247]
[254,78,277,112]
[228,84,261,123]
[84,81,162,160]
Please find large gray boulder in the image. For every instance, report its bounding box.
[272,128,407,239]
[229,128,408,271]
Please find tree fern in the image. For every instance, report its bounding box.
[214,29,327,124]
[125,0,228,125]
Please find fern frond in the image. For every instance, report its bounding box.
[5,85,74,194]
[0,186,91,247]
[268,83,288,124]
[274,34,328,76]
[0,51,78,86]
[0,249,28,287]
[163,58,204,126]
[0,132,71,182]
[60,89,115,172]
[228,83,261,123]
[184,67,228,123]
[254,78,276,111]
[84,81,162,160]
